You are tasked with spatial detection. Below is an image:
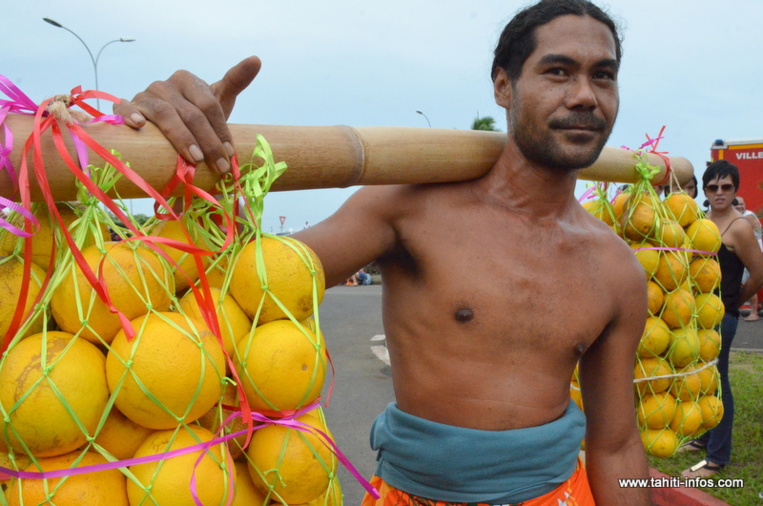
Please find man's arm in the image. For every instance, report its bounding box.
[292,185,401,287]
[579,249,651,505]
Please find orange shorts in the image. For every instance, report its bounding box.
[361,458,595,506]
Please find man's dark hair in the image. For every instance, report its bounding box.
[702,160,740,191]
[491,0,622,81]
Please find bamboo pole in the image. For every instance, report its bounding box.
[1,113,693,202]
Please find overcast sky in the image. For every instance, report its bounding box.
[5,0,762,232]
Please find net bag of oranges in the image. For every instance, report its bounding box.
[576,135,723,459]
[0,81,367,505]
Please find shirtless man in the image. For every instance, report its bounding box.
[116,0,650,503]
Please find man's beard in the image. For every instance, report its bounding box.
[510,107,612,172]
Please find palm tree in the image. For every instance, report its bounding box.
[471,115,499,131]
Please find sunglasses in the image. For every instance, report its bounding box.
[704,184,735,193]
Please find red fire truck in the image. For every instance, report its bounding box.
[710,138,763,317]
[710,138,763,217]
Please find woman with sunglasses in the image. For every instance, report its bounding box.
[680,160,763,479]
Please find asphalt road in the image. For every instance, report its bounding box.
[316,285,763,504]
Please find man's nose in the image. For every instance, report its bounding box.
[564,77,598,109]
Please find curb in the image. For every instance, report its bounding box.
[650,468,729,505]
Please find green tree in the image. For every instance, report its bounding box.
[471,115,500,131]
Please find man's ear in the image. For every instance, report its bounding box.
[493,68,512,109]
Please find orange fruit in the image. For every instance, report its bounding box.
[661,289,695,329]
[0,203,107,269]
[621,200,658,242]
[689,257,721,294]
[247,413,336,504]
[653,250,689,292]
[148,218,206,292]
[229,236,324,325]
[654,219,688,249]
[293,478,343,506]
[669,364,702,402]
[640,428,679,458]
[570,381,584,412]
[638,316,671,358]
[611,192,631,221]
[106,312,225,429]
[697,364,719,395]
[582,199,614,225]
[203,255,230,290]
[631,243,660,280]
[6,451,128,506]
[128,425,235,506]
[50,242,174,344]
[0,451,31,490]
[0,255,47,339]
[637,392,677,430]
[634,358,674,396]
[694,293,725,329]
[666,327,700,368]
[663,192,700,228]
[669,400,703,437]
[231,460,269,506]
[0,331,108,457]
[178,286,251,357]
[94,407,154,461]
[196,382,251,460]
[235,319,326,412]
[647,281,665,315]
[686,219,722,256]
[697,329,721,362]
[698,395,724,430]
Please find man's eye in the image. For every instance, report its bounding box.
[594,71,616,81]
[547,68,568,77]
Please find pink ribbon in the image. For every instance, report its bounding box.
[0,75,123,236]
[0,402,379,503]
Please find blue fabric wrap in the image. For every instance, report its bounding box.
[369,401,586,504]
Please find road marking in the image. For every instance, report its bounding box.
[370,335,390,365]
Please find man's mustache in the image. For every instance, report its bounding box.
[549,115,607,131]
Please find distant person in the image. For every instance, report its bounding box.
[662,174,698,199]
[734,196,762,321]
[679,161,763,478]
[357,268,372,285]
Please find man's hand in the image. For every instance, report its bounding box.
[114,56,261,173]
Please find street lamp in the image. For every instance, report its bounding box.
[415,110,431,128]
[43,17,135,109]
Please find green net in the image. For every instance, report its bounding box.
[0,138,341,505]
[578,147,724,459]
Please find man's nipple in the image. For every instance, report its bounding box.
[454,308,474,323]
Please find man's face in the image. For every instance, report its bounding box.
[734,196,746,213]
[496,15,620,171]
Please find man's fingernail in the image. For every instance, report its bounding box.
[224,142,235,157]
[130,112,145,124]
[216,157,230,173]
[189,145,204,162]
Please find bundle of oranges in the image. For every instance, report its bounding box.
[580,181,724,458]
[0,146,341,504]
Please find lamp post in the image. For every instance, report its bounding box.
[43,18,135,110]
[415,110,431,128]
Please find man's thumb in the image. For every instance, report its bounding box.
[213,56,262,118]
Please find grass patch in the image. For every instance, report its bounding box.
[648,351,763,505]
